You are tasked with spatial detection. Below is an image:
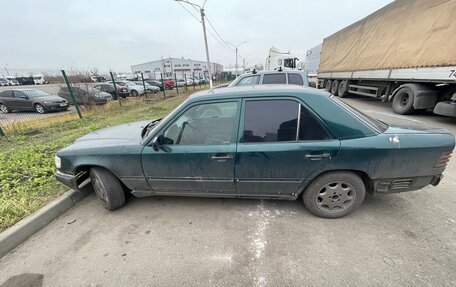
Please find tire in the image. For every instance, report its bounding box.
[90,167,126,211]
[392,87,415,115]
[0,104,10,114]
[34,103,46,114]
[330,80,339,95]
[302,171,366,218]
[337,80,349,98]
[324,80,332,92]
[131,90,138,97]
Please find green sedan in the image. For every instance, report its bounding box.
[55,85,455,218]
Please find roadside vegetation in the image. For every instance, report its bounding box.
[0,91,195,231]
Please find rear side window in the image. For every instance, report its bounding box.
[243,100,298,143]
[0,90,14,98]
[236,75,260,86]
[299,105,331,140]
[288,73,304,85]
[262,73,286,84]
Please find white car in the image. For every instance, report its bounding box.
[108,80,145,96]
[0,78,10,86]
[6,77,19,86]
[33,75,46,85]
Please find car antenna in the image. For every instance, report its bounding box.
[252,69,257,74]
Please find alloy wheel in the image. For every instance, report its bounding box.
[315,181,356,213]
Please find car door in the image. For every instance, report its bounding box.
[235,97,340,197]
[0,90,15,109]
[142,100,241,195]
[12,91,33,110]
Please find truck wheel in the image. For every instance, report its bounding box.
[337,80,349,98]
[302,171,366,218]
[90,167,126,211]
[331,80,339,95]
[325,80,332,92]
[392,86,415,114]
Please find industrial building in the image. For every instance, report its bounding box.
[131,58,223,80]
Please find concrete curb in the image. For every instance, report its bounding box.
[0,189,90,258]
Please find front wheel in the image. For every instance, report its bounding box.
[392,87,415,114]
[131,90,139,97]
[35,104,46,114]
[90,167,126,211]
[302,171,366,218]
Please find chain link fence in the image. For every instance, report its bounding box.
[0,67,228,136]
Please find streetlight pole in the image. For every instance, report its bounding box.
[226,41,246,76]
[175,0,213,88]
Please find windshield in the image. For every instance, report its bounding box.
[23,90,51,98]
[331,96,388,132]
[33,76,42,80]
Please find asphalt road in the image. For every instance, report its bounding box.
[1,96,456,287]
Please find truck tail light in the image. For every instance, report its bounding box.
[435,151,452,168]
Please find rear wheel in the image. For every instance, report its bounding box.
[337,80,349,98]
[331,80,339,95]
[392,86,415,114]
[0,104,9,114]
[302,171,366,218]
[35,104,46,114]
[90,167,126,211]
[324,80,332,92]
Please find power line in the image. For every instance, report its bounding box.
[176,1,201,23]
[205,15,234,51]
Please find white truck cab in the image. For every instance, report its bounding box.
[265,46,300,70]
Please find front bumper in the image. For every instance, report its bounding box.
[56,171,79,191]
[45,103,69,111]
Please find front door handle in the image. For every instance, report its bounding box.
[211,153,234,160]
[305,153,331,160]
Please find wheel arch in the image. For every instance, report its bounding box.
[73,164,130,191]
[297,169,373,198]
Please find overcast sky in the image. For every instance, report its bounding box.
[0,0,393,72]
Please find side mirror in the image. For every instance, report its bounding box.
[151,135,164,151]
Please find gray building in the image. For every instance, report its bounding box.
[304,44,322,75]
[131,58,223,80]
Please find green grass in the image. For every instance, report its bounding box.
[0,92,191,232]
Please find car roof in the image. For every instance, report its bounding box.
[241,70,306,76]
[188,85,328,101]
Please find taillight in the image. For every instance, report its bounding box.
[435,150,452,168]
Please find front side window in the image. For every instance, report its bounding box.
[288,73,304,85]
[236,75,260,86]
[243,100,298,143]
[163,102,238,145]
[22,90,50,98]
[262,73,286,84]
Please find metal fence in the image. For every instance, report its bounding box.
[0,67,228,136]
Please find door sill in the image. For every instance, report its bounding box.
[131,190,296,200]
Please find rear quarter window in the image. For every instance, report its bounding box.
[262,73,286,84]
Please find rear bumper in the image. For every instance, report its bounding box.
[56,171,79,191]
[371,175,443,194]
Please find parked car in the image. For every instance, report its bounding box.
[58,86,112,106]
[0,89,68,114]
[175,79,187,87]
[145,80,165,91]
[0,78,9,86]
[228,70,309,87]
[6,77,20,86]
[132,81,160,93]
[32,75,46,85]
[163,79,175,89]
[107,81,145,96]
[94,83,129,100]
[55,85,454,218]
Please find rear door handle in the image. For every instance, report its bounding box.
[305,153,331,160]
[211,153,234,160]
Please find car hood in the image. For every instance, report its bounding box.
[74,120,150,144]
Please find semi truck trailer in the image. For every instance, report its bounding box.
[317,0,456,117]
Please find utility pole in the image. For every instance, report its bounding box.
[175,0,213,88]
